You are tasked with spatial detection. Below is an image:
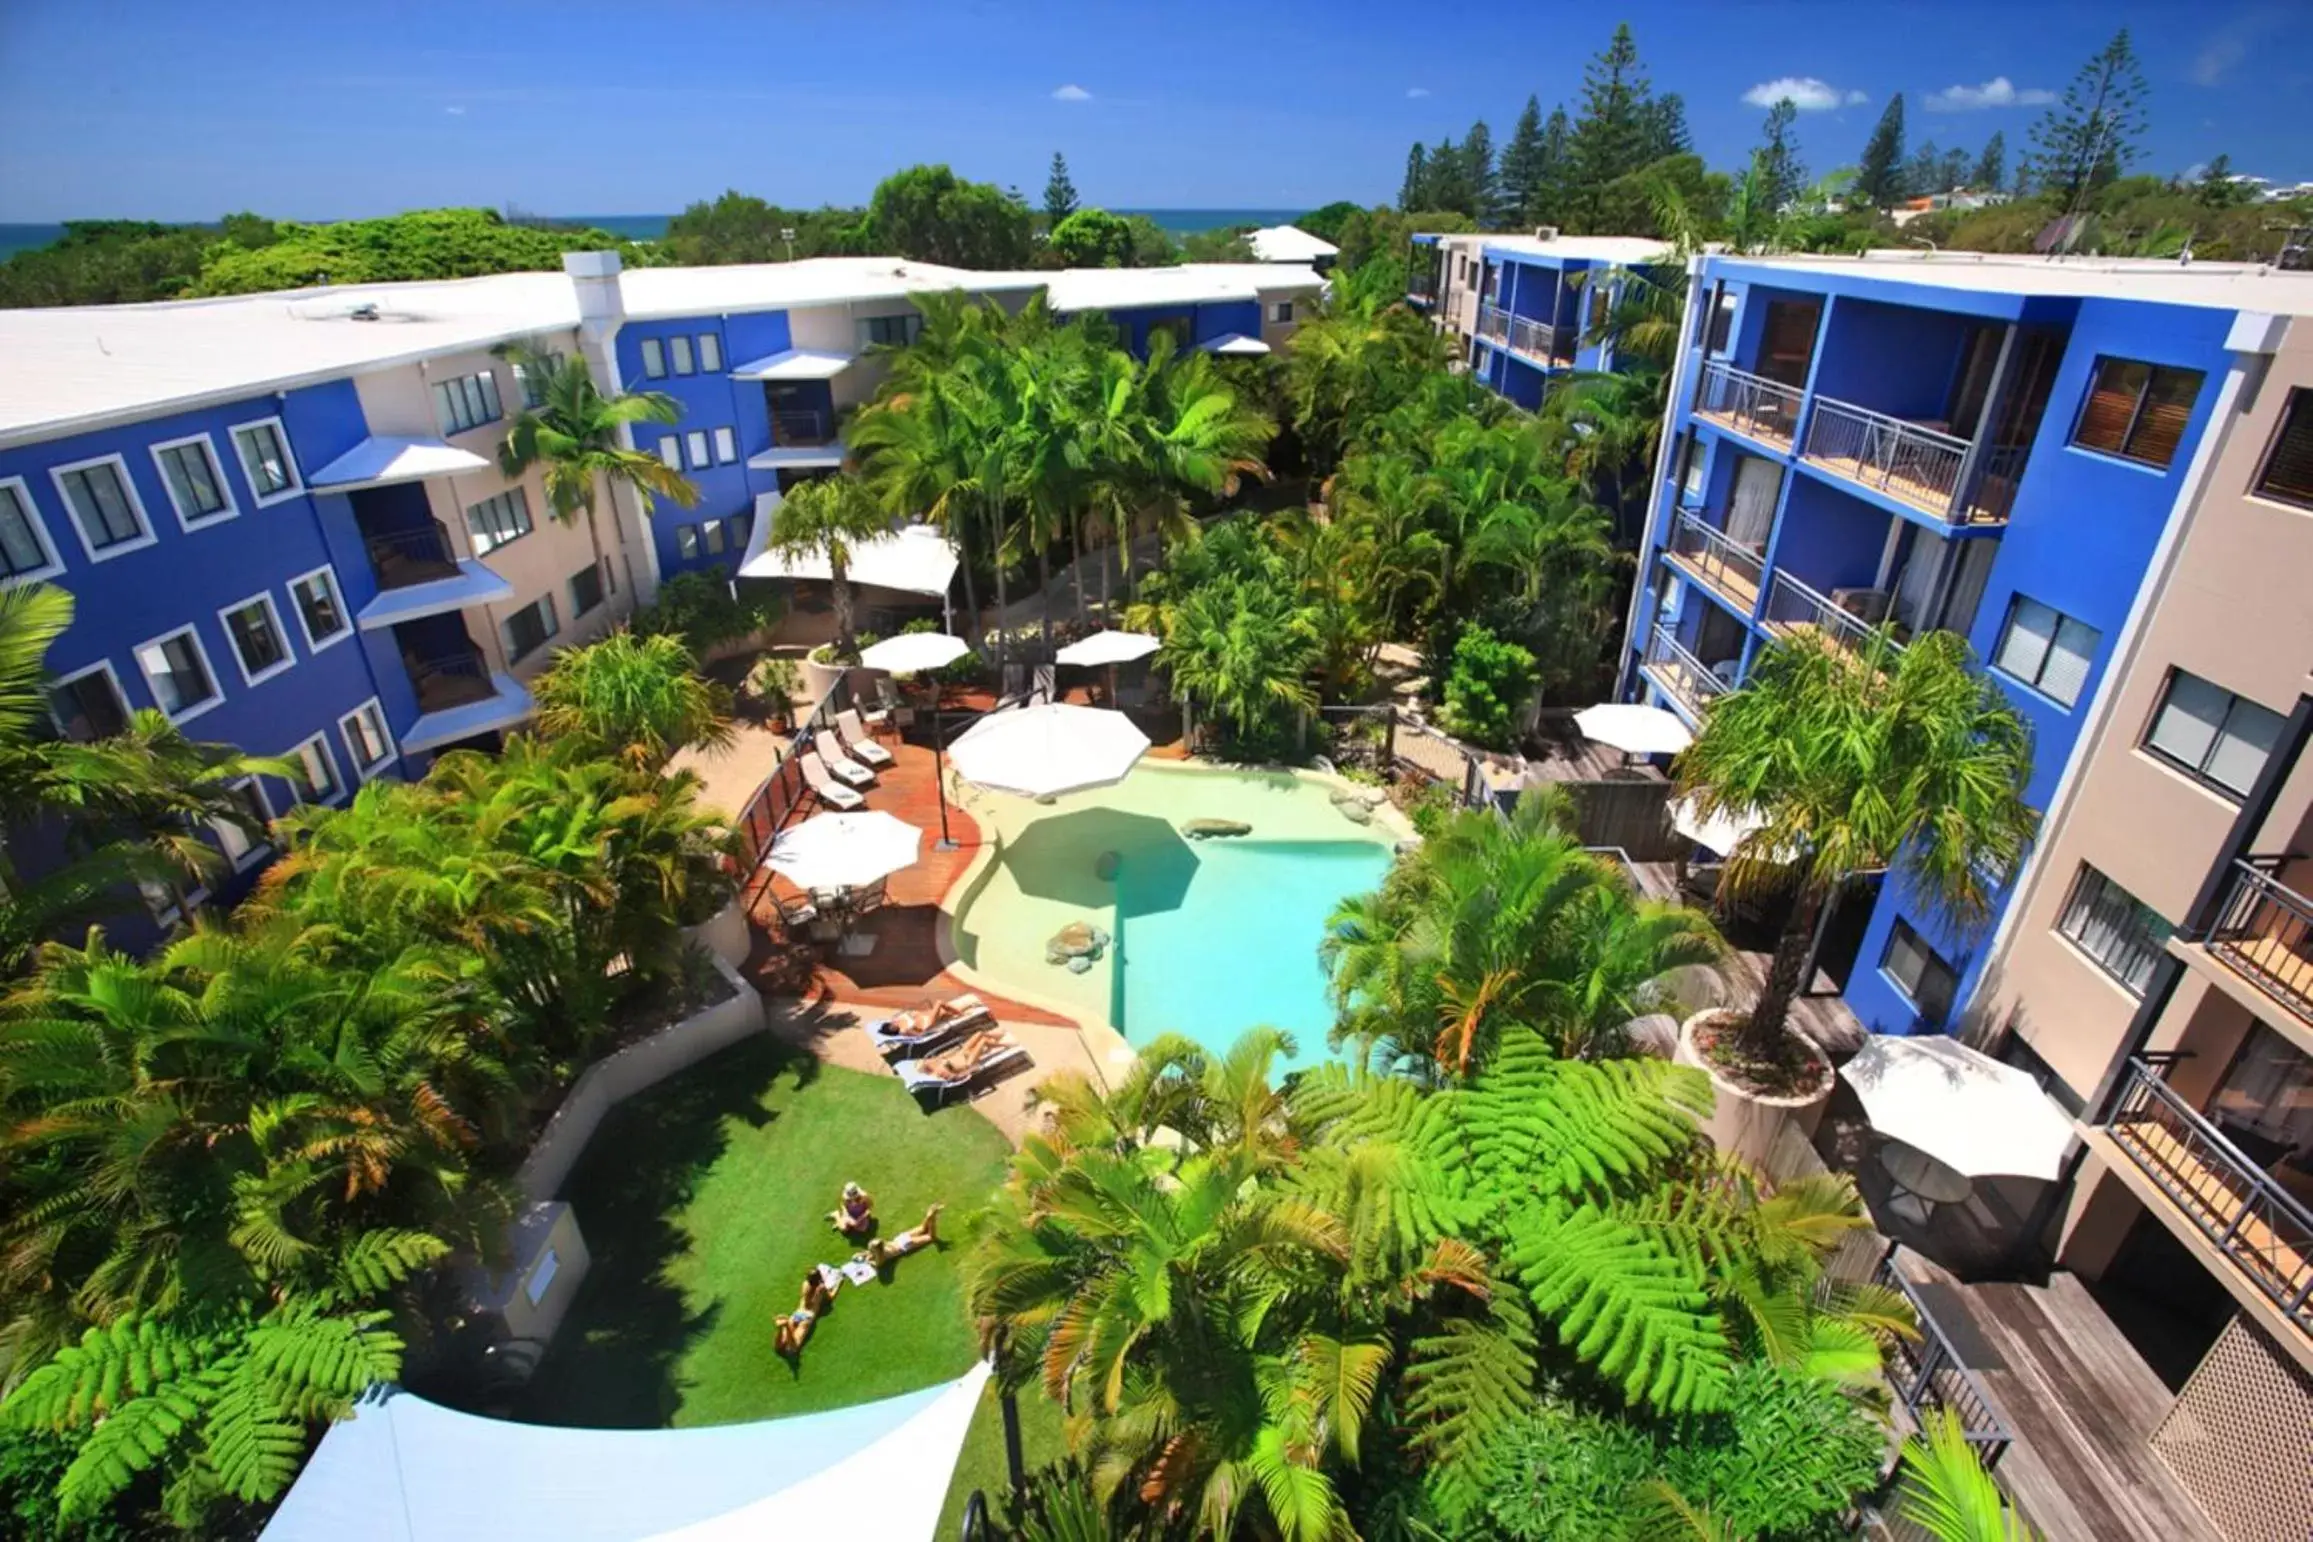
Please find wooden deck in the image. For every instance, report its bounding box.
[2209,929,2313,1014]
[2102,1118,2313,1328]
[1666,546,1762,615]
[1694,404,1795,453]
[1624,860,1869,1055]
[1801,447,1957,519]
[1892,1252,2224,1542]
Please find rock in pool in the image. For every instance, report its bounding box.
[1182,818,1252,840]
[1337,800,1373,825]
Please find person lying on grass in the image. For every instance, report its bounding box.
[919,1031,1011,1082]
[863,1204,944,1268]
[774,1265,844,1358]
[828,1180,875,1238]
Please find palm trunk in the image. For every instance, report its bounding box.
[956,530,981,649]
[1072,509,1090,629]
[1037,543,1056,657]
[1741,879,1825,1061]
[832,557,854,661]
[989,493,1010,671]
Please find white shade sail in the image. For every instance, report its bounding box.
[949,703,1150,799]
[728,347,856,381]
[1669,794,1766,856]
[1198,332,1272,356]
[1055,629,1160,667]
[1575,702,1694,757]
[1840,1034,2077,1181]
[306,435,492,490]
[859,631,971,675]
[767,811,924,890]
[738,523,960,598]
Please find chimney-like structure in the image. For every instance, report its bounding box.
[561,251,660,604]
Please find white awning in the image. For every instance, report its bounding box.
[1246,225,1339,263]
[738,521,959,599]
[307,435,493,490]
[730,348,858,381]
[1198,333,1272,356]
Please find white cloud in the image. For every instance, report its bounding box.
[2194,9,2287,87]
[444,105,466,115]
[1923,77,2057,112]
[1051,84,1092,102]
[1406,86,1431,99]
[1742,77,1861,112]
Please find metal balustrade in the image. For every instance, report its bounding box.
[1475,303,1511,346]
[364,519,463,590]
[2208,858,2313,1027]
[1640,625,1730,717]
[404,647,497,712]
[771,409,836,447]
[1803,398,1987,522]
[1667,511,1765,614]
[2102,1056,2313,1332]
[1874,1253,2014,1467]
[1763,570,1905,657]
[1694,360,1803,447]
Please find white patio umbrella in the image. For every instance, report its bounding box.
[1055,629,1160,668]
[857,632,972,851]
[1839,1034,2077,1182]
[949,702,1150,800]
[1575,702,1694,758]
[765,811,924,892]
[1668,793,1767,856]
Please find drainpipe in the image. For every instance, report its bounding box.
[564,251,661,608]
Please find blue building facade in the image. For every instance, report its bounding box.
[1624,254,2240,1039]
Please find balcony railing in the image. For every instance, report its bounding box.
[1475,303,1510,346]
[1667,512,1765,615]
[1873,1253,2014,1467]
[771,409,837,447]
[1640,625,1731,717]
[1802,397,1980,518]
[2206,858,2313,1026]
[2102,1056,2313,1332]
[1478,303,1559,363]
[1763,570,1906,657]
[365,519,463,591]
[1694,360,1803,448]
[405,648,498,713]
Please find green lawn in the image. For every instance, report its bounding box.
[514,1034,1015,1430]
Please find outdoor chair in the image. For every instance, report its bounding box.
[798,751,865,811]
[866,994,994,1059]
[893,1035,1032,1110]
[849,876,889,914]
[835,708,894,769]
[772,892,820,936]
[813,735,877,788]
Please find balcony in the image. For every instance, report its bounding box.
[746,409,846,470]
[1639,625,1731,722]
[1762,570,1906,658]
[354,520,515,630]
[1476,303,1560,365]
[2200,858,2313,1033]
[2095,1057,2313,1341]
[1874,1252,2013,1469]
[1665,511,1764,616]
[1801,398,2023,527]
[1475,303,1509,347]
[400,649,535,754]
[1694,361,1803,452]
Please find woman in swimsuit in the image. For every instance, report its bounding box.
[828,1181,875,1238]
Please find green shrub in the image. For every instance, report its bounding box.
[634,572,782,657]
[1438,624,1537,751]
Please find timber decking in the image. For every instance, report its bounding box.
[1665,546,1762,615]
[1694,404,1796,452]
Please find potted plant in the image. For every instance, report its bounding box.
[746,655,802,731]
[1672,630,2036,1164]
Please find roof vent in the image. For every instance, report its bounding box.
[348,302,380,322]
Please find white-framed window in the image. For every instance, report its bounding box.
[2142,669,2285,800]
[217,590,297,687]
[149,434,237,530]
[639,338,666,378]
[569,562,607,617]
[676,525,702,560]
[513,350,565,409]
[133,625,223,723]
[338,698,396,778]
[1270,300,1294,324]
[2056,865,2173,998]
[433,370,503,435]
[287,732,344,805]
[503,593,560,662]
[702,519,727,555]
[465,487,535,555]
[47,659,131,741]
[229,417,303,505]
[697,333,722,372]
[685,430,711,469]
[712,426,737,464]
[670,335,696,376]
[0,476,62,585]
[212,777,275,872]
[1880,918,1958,1025]
[658,437,682,470]
[1992,595,2099,709]
[287,565,350,651]
[50,454,154,562]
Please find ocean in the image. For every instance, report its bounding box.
[0,208,1312,262]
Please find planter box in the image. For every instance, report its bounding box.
[1676,1008,1833,1168]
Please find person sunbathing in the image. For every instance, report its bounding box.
[920,1030,1009,1082]
[828,1181,875,1239]
[866,1204,945,1267]
[775,1265,843,1358]
[884,995,980,1041]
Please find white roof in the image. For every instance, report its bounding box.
[1199,332,1271,356]
[306,434,494,490]
[1714,248,2313,312]
[738,518,960,598]
[617,256,1042,320]
[1042,263,1324,312]
[1482,234,1675,266]
[1246,225,1338,263]
[729,347,856,381]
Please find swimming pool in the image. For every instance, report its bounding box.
[947,763,1399,1071]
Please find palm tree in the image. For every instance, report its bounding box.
[531,629,733,766]
[1893,1411,2044,1541]
[766,474,891,662]
[495,344,699,522]
[1675,630,2038,1067]
[1158,567,1320,754]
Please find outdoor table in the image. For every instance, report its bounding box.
[1879,1139,1974,1226]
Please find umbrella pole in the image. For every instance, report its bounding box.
[931,680,957,852]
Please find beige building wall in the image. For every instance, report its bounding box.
[1433,235,1488,348]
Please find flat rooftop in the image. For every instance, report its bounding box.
[1480,234,1675,266]
[1709,247,2313,314]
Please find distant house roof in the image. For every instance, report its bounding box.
[1040,263,1325,313]
[1245,225,1339,263]
[1478,234,1677,266]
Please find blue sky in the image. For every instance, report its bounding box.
[2,0,2308,221]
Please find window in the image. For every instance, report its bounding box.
[1880,919,1958,1025]
[728,513,752,549]
[51,456,152,560]
[702,519,727,555]
[288,566,350,650]
[1705,290,1736,353]
[686,430,712,469]
[134,626,221,722]
[288,733,343,805]
[640,338,667,378]
[339,699,395,777]
[432,370,503,435]
[658,437,682,470]
[212,778,273,871]
[1587,285,1610,336]
[48,661,129,742]
[569,562,606,617]
[670,336,696,376]
[676,525,702,560]
[2143,669,2284,798]
[503,594,560,662]
[2253,387,2313,509]
[697,333,722,372]
[2057,866,2173,997]
[1675,432,1704,506]
[1270,300,1294,324]
[513,350,565,408]
[230,418,301,503]
[0,477,60,583]
[1992,595,2100,708]
[859,313,923,349]
[465,488,534,555]
[712,426,738,464]
[150,435,236,529]
[219,592,295,686]
[2073,357,2204,468]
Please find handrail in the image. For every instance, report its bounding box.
[1694,360,1803,445]
[365,518,463,588]
[1764,570,1905,656]
[1475,303,1511,345]
[1873,1253,2014,1464]
[404,647,497,711]
[2104,1056,2313,1323]
[1803,397,1976,520]
[2207,859,2313,1026]
[771,408,836,447]
[1668,511,1765,613]
[1641,625,1729,715]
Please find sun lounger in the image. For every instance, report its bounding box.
[866,993,992,1058]
[836,708,894,769]
[812,735,876,788]
[798,750,865,811]
[893,1035,1031,1109]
